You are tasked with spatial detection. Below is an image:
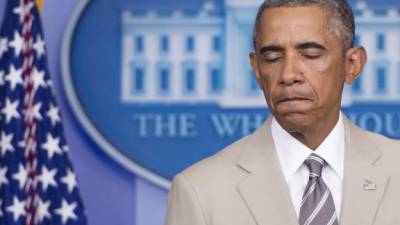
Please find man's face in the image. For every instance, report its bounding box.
[251,6,352,132]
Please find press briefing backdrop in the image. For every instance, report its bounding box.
[1,0,400,225]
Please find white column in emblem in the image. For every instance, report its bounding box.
[397,61,400,97]
[121,13,130,102]
[145,33,157,100]
[196,33,209,100]
[388,62,396,98]
[197,62,208,100]
[171,33,183,101]
[360,31,374,99]
[386,31,397,98]
[224,12,237,99]
[239,32,252,95]
[121,31,132,102]
[396,29,400,97]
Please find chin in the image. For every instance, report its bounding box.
[274,112,311,132]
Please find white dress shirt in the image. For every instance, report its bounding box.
[271,113,345,219]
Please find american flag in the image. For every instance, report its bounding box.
[0,0,87,224]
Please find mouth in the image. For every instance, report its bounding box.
[276,96,313,104]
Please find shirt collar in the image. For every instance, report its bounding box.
[271,112,345,183]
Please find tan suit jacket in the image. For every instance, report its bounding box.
[165,116,400,225]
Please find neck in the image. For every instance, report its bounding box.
[289,113,340,150]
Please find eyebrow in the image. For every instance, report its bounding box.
[258,42,327,54]
[259,45,284,54]
[296,42,327,51]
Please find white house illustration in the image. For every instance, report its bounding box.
[120,0,400,108]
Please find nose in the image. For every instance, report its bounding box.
[279,54,304,86]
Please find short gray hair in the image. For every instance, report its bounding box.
[252,0,355,51]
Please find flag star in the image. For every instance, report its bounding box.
[0,70,5,86]
[0,167,8,188]
[0,132,14,156]
[1,98,20,123]
[6,196,26,222]
[32,67,46,90]
[41,133,62,159]
[32,102,43,120]
[37,198,51,222]
[18,140,25,148]
[9,31,24,57]
[55,199,78,224]
[13,0,34,23]
[5,64,23,90]
[47,104,61,126]
[0,200,3,217]
[0,37,8,57]
[13,0,25,23]
[62,145,69,152]
[33,35,45,58]
[61,169,77,193]
[18,139,31,149]
[12,164,27,190]
[39,166,58,191]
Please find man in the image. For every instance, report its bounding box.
[165,0,400,225]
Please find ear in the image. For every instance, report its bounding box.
[344,46,367,84]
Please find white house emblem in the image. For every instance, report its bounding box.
[62,0,400,188]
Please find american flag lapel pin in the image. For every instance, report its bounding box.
[363,179,377,191]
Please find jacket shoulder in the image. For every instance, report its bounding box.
[179,133,252,185]
[364,130,400,157]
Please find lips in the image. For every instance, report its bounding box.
[274,92,315,104]
[276,96,312,103]
[273,94,315,113]
[272,89,316,108]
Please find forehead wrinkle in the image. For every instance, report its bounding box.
[259,7,333,49]
[266,6,343,51]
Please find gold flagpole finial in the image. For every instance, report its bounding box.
[35,0,43,13]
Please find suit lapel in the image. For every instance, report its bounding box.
[236,118,299,225]
[340,117,390,225]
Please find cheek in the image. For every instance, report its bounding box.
[305,58,331,76]
[258,61,282,84]
[258,66,280,94]
[306,59,344,101]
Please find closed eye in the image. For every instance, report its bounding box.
[300,49,325,60]
[302,53,323,59]
[259,45,284,63]
[262,52,283,63]
[296,42,327,60]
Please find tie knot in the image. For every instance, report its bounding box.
[304,154,325,178]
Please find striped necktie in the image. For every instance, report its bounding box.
[299,154,339,225]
